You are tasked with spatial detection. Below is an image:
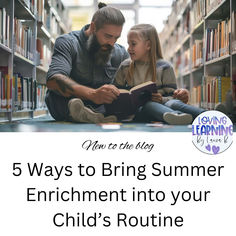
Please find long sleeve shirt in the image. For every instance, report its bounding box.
[113,58,177,103]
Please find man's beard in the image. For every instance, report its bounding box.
[86,33,113,66]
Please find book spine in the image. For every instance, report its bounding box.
[218,76,222,103]
[0,71,1,109]
[1,76,6,111]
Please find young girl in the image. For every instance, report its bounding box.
[113,24,205,125]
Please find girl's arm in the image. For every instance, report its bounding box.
[161,65,189,103]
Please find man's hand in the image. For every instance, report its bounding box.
[173,88,189,104]
[152,93,162,103]
[90,84,120,104]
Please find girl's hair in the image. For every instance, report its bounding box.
[127,24,163,85]
[92,2,125,30]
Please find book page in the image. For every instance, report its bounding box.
[119,89,130,94]
[130,81,155,92]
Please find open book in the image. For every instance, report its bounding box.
[105,81,157,118]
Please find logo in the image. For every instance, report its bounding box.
[192,111,233,155]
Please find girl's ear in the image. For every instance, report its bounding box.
[146,40,151,50]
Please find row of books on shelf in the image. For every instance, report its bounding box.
[205,18,231,61]
[192,39,203,67]
[41,8,51,32]
[190,0,205,29]
[167,0,189,29]
[190,75,232,109]
[0,70,47,112]
[14,17,34,61]
[38,8,63,39]
[173,43,203,77]
[165,15,230,62]
[161,0,232,57]
[164,22,230,64]
[173,53,182,78]
[1,2,68,53]
[162,0,204,43]
[171,16,230,73]
[167,0,224,36]
[38,0,67,23]
[0,7,10,48]
[36,38,51,68]
[232,11,236,52]
[183,49,190,73]
[38,0,66,37]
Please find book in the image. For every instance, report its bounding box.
[105,81,157,118]
[220,76,231,104]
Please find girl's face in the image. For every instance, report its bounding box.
[127,31,150,62]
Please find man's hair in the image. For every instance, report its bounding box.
[126,24,163,85]
[92,2,125,30]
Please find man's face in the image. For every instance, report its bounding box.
[87,24,122,65]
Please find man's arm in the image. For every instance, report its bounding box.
[47,74,120,104]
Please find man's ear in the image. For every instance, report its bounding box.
[90,22,96,33]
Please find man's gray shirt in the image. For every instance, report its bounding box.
[47,24,129,89]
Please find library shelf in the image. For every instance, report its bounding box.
[14,52,34,66]
[182,71,191,77]
[191,20,204,35]
[232,50,236,56]
[205,54,230,66]
[50,37,56,45]
[160,0,236,120]
[15,0,36,20]
[192,65,204,74]
[0,43,12,54]
[205,0,229,20]
[0,0,70,122]
[38,25,51,39]
[36,65,48,74]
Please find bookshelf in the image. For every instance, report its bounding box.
[0,0,70,122]
[160,0,236,121]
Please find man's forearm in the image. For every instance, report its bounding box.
[46,74,95,100]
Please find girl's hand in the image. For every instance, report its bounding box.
[152,93,162,103]
[173,88,189,103]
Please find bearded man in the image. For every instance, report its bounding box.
[46,3,129,122]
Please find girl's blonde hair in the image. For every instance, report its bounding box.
[127,24,163,85]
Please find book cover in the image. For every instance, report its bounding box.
[105,81,157,118]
